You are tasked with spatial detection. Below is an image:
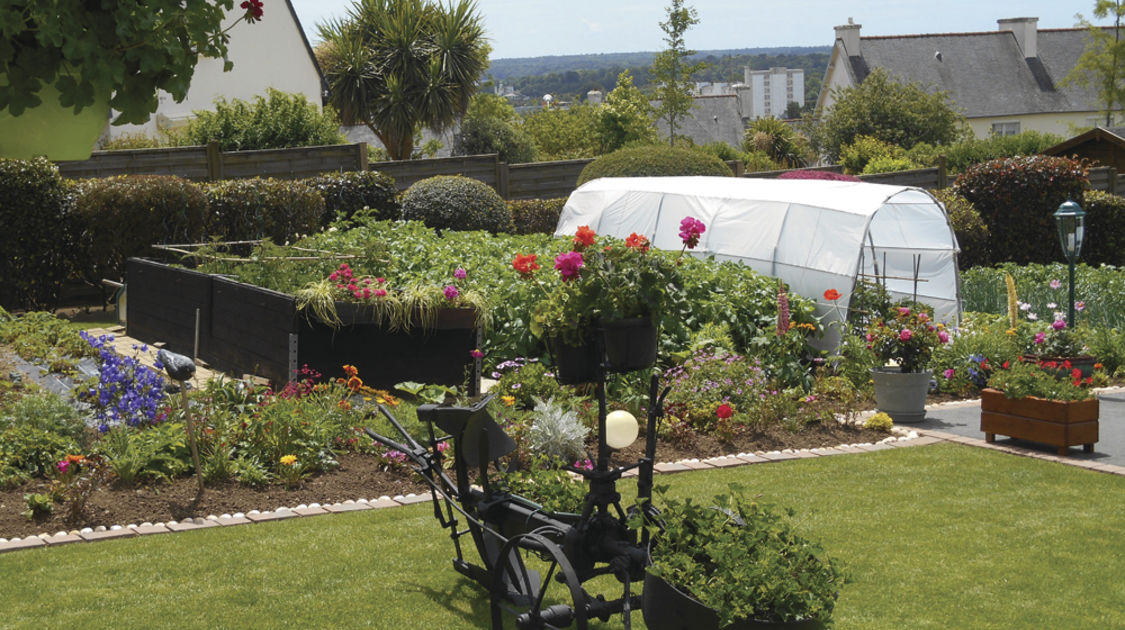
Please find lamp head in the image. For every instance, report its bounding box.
[605,409,639,450]
[1053,199,1086,261]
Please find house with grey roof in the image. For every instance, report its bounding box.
[817,17,1105,139]
[652,94,746,148]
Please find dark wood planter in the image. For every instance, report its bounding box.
[980,388,1099,456]
[126,258,481,391]
[642,571,826,630]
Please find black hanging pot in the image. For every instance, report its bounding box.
[548,334,600,385]
[642,571,826,630]
[602,317,658,372]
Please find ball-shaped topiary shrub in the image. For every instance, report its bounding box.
[576,145,733,186]
[73,175,208,283]
[952,155,1087,265]
[310,170,400,225]
[930,188,989,270]
[401,175,511,233]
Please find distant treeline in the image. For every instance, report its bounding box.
[486,47,831,106]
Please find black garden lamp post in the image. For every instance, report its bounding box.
[1053,199,1086,328]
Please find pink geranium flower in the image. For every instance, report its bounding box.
[1052,319,1067,331]
[899,329,913,341]
[443,285,459,300]
[554,251,584,281]
[454,267,467,279]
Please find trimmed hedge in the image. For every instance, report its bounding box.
[401,175,510,233]
[310,170,399,224]
[577,144,733,185]
[0,158,72,309]
[1081,189,1125,267]
[72,175,208,283]
[203,178,324,243]
[931,188,989,270]
[952,155,1088,265]
[508,198,567,235]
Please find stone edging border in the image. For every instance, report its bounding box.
[0,430,935,554]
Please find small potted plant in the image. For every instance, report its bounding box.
[865,304,950,423]
[640,485,844,629]
[1018,317,1095,378]
[981,359,1100,456]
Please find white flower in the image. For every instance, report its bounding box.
[1018,302,1031,311]
[1047,302,1057,309]
[1027,313,1038,321]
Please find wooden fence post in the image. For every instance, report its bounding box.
[206,142,223,180]
[1109,167,1118,195]
[936,155,948,189]
[355,142,368,172]
[496,158,510,199]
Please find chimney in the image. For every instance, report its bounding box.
[835,19,862,56]
[998,17,1039,58]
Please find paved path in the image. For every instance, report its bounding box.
[910,387,1125,470]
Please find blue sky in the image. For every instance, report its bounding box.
[289,1,1101,60]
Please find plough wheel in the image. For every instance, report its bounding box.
[490,531,588,630]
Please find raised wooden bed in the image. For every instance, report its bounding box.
[980,388,1098,456]
[125,258,481,392]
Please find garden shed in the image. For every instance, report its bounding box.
[557,176,962,348]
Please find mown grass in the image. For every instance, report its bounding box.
[2,444,1123,629]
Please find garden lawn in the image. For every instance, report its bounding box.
[2,443,1123,629]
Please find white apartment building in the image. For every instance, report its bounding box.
[738,67,804,119]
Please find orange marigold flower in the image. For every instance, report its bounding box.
[66,454,85,464]
[573,225,596,250]
[1094,363,1104,370]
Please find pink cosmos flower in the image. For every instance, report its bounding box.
[376,277,386,284]
[1050,279,1062,289]
[918,313,929,322]
[1052,319,1067,330]
[454,267,467,279]
[443,285,459,300]
[1075,300,1086,311]
[938,330,949,343]
[57,460,70,474]
[899,329,913,341]
[865,333,874,342]
[554,251,584,281]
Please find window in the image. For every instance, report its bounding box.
[991,121,1020,136]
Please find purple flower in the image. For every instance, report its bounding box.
[678,217,706,249]
[57,460,70,474]
[1052,319,1067,330]
[443,285,459,300]
[1034,332,1046,344]
[554,251,584,281]
[453,267,467,279]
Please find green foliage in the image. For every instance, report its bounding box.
[453,116,537,164]
[72,175,208,282]
[507,197,566,235]
[866,304,944,373]
[987,360,1096,402]
[98,132,164,151]
[661,349,771,435]
[95,424,190,486]
[651,0,707,145]
[22,492,54,520]
[743,117,810,168]
[862,154,919,175]
[184,89,344,150]
[593,70,657,153]
[0,158,72,309]
[202,177,324,243]
[309,170,400,224]
[644,486,844,626]
[1079,189,1125,266]
[500,455,588,514]
[401,175,511,233]
[960,263,1125,330]
[907,131,1065,173]
[839,134,907,174]
[864,412,894,432]
[930,188,990,270]
[952,155,1088,265]
[1061,1,1125,126]
[465,92,520,124]
[1078,325,1125,375]
[813,68,966,161]
[0,0,255,125]
[0,310,96,372]
[316,0,489,160]
[931,312,1023,396]
[522,104,600,160]
[576,144,732,185]
[489,360,568,410]
[0,424,80,478]
[526,397,588,461]
[0,390,88,444]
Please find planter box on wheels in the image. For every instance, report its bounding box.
[979,388,1098,456]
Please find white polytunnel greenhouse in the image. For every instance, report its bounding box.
[556,176,962,349]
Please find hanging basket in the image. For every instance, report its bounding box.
[548,334,600,385]
[602,316,658,372]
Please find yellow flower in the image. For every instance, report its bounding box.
[280,455,298,466]
[1006,328,1017,336]
[501,395,516,407]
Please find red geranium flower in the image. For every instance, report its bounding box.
[716,403,733,419]
[625,232,650,252]
[512,253,540,278]
[823,288,841,301]
[240,0,264,21]
[573,225,596,250]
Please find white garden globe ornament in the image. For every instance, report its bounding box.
[605,410,639,450]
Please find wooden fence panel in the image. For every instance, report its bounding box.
[219,144,366,179]
[508,159,591,200]
[369,154,501,192]
[59,147,211,180]
[1088,166,1117,194]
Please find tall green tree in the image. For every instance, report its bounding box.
[316,0,489,160]
[651,0,706,146]
[1063,1,1125,126]
[811,68,965,161]
[523,105,600,160]
[594,70,657,152]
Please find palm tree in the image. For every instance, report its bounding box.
[317,0,489,160]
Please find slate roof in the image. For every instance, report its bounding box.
[652,94,746,147]
[846,27,1103,118]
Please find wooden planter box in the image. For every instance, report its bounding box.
[125,258,481,392]
[980,388,1098,456]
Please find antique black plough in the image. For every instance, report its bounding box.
[365,374,670,629]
